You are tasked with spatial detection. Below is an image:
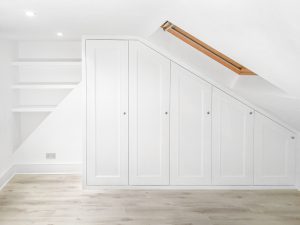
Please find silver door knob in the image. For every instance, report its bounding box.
[207,111,210,115]
[123,112,127,115]
[165,112,168,115]
[291,136,295,139]
[249,112,253,115]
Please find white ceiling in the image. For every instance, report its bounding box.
[0,0,170,39]
[1,0,300,131]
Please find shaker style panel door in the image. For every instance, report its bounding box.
[212,88,254,185]
[86,40,129,185]
[254,113,295,185]
[170,63,212,185]
[129,41,170,185]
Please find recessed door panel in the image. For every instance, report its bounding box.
[254,113,295,185]
[129,41,170,185]
[170,63,212,185]
[212,88,254,185]
[86,40,129,185]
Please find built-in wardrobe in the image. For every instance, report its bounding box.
[83,38,296,187]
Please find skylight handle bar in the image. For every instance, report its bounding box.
[161,21,256,75]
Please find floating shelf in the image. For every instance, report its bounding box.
[12,83,78,90]
[12,106,56,113]
[12,59,81,66]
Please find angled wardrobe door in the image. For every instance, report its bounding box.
[170,63,212,185]
[129,41,170,185]
[254,113,295,185]
[86,40,129,185]
[212,88,254,185]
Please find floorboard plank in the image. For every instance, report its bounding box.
[0,175,300,225]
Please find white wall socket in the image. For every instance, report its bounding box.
[46,153,56,160]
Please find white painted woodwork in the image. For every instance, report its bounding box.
[129,41,170,185]
[12,40,82,162]
[12,83,78,89]
[86,40,129,185]
[254,113,296,185]
[83,38,297,188]
[12,106,56,112]
[170,63,212,185]
[12,60,81,66]
[212,88,254,185]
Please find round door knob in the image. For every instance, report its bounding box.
[207,111,210,115]
[291,136,295,139]
[123,112,127,115]
[249,112,253,115]
[165,112,168,115]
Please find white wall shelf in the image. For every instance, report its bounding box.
[12,106,56,113]
[12,83,78,90]
[11,41,82,157]
[12,59,81,66]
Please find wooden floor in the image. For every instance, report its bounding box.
[0,175,300,225]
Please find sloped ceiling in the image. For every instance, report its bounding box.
[149,29,300,131]
[0,0,299,130]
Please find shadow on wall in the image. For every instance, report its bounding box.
[0,40,16,176]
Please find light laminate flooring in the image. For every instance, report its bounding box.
[0,175,300,225]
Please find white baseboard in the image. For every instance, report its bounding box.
[1,164,299,191]
[84,184,297,190]
[0,166,16,190]
[15,163,82,174]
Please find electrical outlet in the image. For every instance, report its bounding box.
[46,153,56,160]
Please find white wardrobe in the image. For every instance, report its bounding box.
[84,38,296,187]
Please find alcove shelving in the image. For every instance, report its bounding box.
[11,59,81,113]
[11,41,82,149]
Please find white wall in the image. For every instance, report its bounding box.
[12,41,83,168]
[14,85,83,165]
[0,40,16,177]
[297,135,300,189]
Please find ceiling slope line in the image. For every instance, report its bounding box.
[161,21,256,76]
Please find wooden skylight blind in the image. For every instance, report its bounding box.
[161,21,256,75]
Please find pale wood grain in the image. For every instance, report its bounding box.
[0,175,300,225]
[161,21,256,76]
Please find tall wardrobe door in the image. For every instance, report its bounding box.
[86,40,129,185]
[254,113,295,185]
[212,88,254,185]
[129,41,170,185]
[170,63,212,185]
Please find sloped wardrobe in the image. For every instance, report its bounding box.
[84,38,296,187]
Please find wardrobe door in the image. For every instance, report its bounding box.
[129,41,170,185]
[254,113,295,185]
[212,88,254,185]
[86,40,129,185]
[170,63,212,185]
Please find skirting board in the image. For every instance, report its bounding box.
[15,163,82,174]
[1,164,299,191]
[84,185,298,191]
[0,163,82,190]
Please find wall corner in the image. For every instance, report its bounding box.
[296,133,300,190]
